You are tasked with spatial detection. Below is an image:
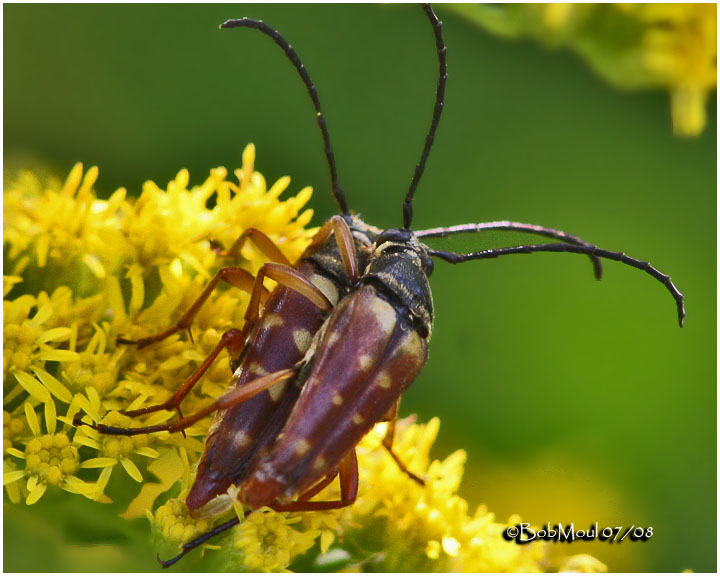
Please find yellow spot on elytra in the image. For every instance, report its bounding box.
[376,371,392,389]
[233,431,251,448]
[268,380,287,402]
[293,328,313,353]
[369,297,396,334]
[295,439,311,456]
[313,456,326,471]
[263,313,285,328]
[248,362,268,376]
[332,393,343,406]
[310,274,339,306]
[358,354,373,371]
[352,413,364,425]
[400,330,426,359]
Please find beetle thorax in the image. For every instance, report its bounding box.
[362,229,434,338]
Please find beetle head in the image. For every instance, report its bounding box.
[374,228,434,277]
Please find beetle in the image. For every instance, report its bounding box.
[230,4,686,512]
[72,17,387,517]
[75,3,685,568]
[73,9,441,553]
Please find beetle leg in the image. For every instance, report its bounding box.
[159,461,349,567]
[295,468,339,502]
[381,400,426,486]
[244,262,333,325]
[338,448,359,505]
[213,228,291,266]
[121,329,247,419]
[271,449,358,512]
[74,368,297,436]
[119,262,331,421]
[117,267,267,348]
[121,228,297,348]
[331,216,359,282]
[306,215,359,282]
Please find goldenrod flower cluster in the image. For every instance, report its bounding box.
[451,3,716,137]
[4,144,314,511]
[3,149,607,571]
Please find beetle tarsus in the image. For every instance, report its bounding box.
[157,551,183,569]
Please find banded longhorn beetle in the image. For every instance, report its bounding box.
[74,8,387,532]
[74,4,685,567]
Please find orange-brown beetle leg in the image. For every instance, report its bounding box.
[306,215,359,282]
[295,469,339,503]
[214,228,291,266]
[272,449,358,512]
[119,263,331,423]
[382,400,426,486]
[121,328,247,420]
[118,259,332,425]
[119,229,293,348]
[155,453,352,569]
[244,262,333,325]
[117,267,267,348]
[75,368,298,437]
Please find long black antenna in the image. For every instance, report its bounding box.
[415,220,605,279]
[221,18,348,214]
[429,242,685,327]
[402,4,448,229]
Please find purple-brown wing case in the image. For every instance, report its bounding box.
[241,283,428,507]
[186,264,325,512]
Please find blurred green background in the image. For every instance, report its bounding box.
[4,4,715,572]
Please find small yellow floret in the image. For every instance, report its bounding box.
[231,508,319,572]
[153,498,212,544]
[23,432,78,487]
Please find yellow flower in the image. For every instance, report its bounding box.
[452,3,717,136]
[62,323,123,397]
[73,392,163,485]
[3,163,127,280]
[229,508,319,572]
[619,4,716,136]
[4,459,23,504]
[151,497,213,544]
[4,409,27,456]
[4,290,79,393]
[3,403,100,504]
